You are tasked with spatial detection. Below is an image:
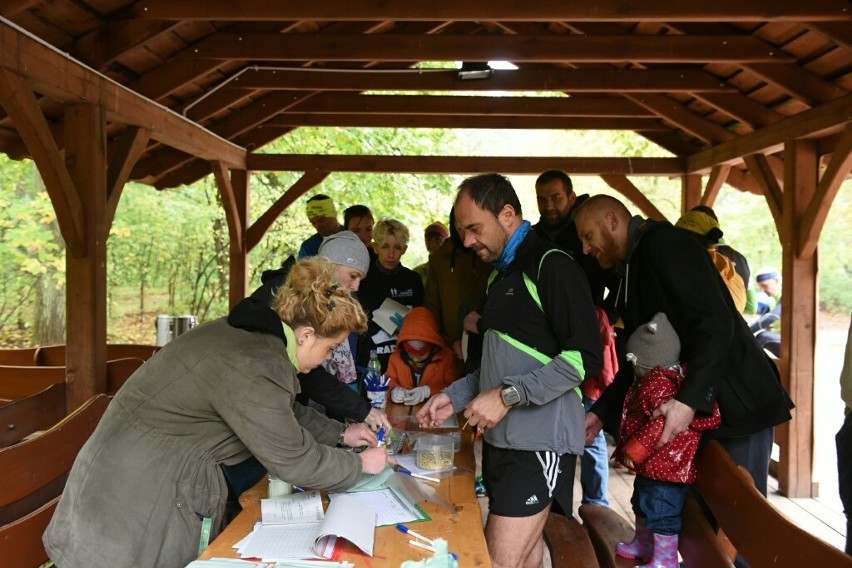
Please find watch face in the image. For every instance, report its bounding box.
[501,386,520,406]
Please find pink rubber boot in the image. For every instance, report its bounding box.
[636,533,679,568]
[615,517,653,561]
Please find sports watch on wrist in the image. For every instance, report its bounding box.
[500,385,521,407]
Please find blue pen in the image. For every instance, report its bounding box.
[396,524,458,560]
[377,426,386,446]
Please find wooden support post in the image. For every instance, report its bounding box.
[681,174,702,214]
[776,139,818,498]
[224,169,250,308]
[64,103,108,411]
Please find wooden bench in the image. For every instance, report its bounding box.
[579,440,852,568]
[34,343,160,366]
[106,357,145,394]
[0,365,66,401]
[0,394,110,566]
[0,347,39,366]
[543,512,601,568]
[0,383,66,448]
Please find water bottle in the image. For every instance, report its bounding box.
[365,349,387,409]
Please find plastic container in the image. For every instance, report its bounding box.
[415,434,455,472]
[268,474,292,497]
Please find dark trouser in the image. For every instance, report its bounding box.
[220,456,267,516]
[631,476,689,536]
[837,411,852,555]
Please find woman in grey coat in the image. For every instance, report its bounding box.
[44,258,391,568]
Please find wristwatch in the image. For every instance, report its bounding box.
[500,385,522,407]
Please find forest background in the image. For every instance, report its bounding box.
[0,126,849,347]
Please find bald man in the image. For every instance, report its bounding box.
[573,195,793,497]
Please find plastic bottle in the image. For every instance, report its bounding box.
[365,349,387,409]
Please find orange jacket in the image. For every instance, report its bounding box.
[387,307,459,391]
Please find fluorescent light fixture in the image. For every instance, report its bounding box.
[457,62,493,81]
[488,60,518,70]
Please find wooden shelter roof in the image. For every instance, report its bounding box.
[0,1,850,192]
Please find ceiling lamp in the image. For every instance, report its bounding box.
[457,62,494,81]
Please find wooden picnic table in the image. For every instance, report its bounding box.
[199,401,492,567]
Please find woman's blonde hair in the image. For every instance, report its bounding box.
[273,258,368,336]
[373,218,410,247]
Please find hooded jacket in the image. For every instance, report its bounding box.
[44,297,362,568]
[386,307,459,391]
[614,366,721,484]
[594,218,793,440]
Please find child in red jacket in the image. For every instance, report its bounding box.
[614,312,721,568]
[387,307,459,405]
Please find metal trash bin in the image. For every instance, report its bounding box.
[155,314,199,346]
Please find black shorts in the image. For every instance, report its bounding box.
[482,441,577,517]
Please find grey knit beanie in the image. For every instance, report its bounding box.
[626,312,681,370]
[319,230,370,275]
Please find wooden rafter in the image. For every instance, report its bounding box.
[692,92,783,130]
[246,172,330,252]
[702,164,732,205]
[230,67,736,93]
[191,33,794,63]
[265,114,668,131]
[245,154,685,175]
[211,162,243,253]
[625,93,735,144]
[106,126,151,228]
[743,154,783,230]
[0,20,246,168]
[798,124,852,258]
[687,93,852,172]
[0,69,85,255]
[128,1,852,22]
[600,174,666,220]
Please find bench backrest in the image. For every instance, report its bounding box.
[106,357,145,395]
[0,496,60,568]
[543,512,600,568]
[0,365,66,400]
[0,383,67,448]
[695,440,851,567]
[35,343,160,366]
[0,347,39,366]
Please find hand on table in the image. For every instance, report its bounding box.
[363,408,392,433]
[652,399,696,447]
[463,387,509,430]
[342,423,378,448]
[403,385,431,405]
[359,447,396,474]
[415,392,455,428]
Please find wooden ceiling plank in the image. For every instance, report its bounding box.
[600,173,667,220]
[798,123,852,258]
[127,1,852,22]
[0,0,40,17]
[637,130,704,156]
[702,164,732,205]
[0,20,245,168]
[230,67,735,92]
[106,126,151,227]
[807,22,852,51]
[128,56,229,101]
[693,92,784,129]
[0,69,85,254]
[290,93,652,117]
[211,161,243,252]
[244,154,686,175]
[743,153,783,222]
[72,20,180,69]
[743,62,847,106]
[625,93,736,144]
[191,33,795,63]
[687,92,852,171]
[266,114,669,130]
[246,171,330,251]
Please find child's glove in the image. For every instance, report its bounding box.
[403,385,431,405]
[391,387,407,404]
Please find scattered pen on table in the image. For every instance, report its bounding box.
[392,463,440,483]
[396,524,458,560]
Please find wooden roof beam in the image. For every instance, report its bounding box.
[246,172,330,251]
[687,93,852,172]
[626,93,736,144]
[290,93,652,117]
[245,154,686,175]
[600,174,666,220]
[191,33,794,64]
[128,1,852,22]
[265,114,669,131]
[0,20,245,168]
[229,67,735,93]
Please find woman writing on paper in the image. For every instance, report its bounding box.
[44,258,392,568]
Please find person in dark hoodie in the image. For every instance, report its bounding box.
[574,195,793,499]
[44,258,392,568]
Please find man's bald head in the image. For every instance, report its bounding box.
[573,195,632,268]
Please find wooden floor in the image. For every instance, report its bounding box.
[473,437,848,564]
